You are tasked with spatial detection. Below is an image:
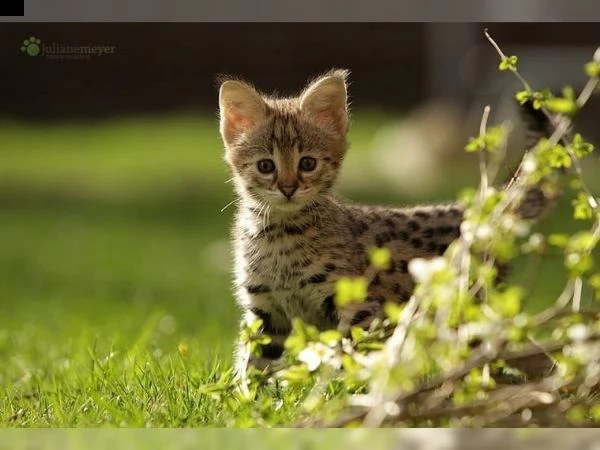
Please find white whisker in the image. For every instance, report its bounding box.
[220,199,238,213]
[266,204,272,229]
[256,199,269,231]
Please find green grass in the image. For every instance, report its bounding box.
[0,110,597,427]
[0,110,390,426]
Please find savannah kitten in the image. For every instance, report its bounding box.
[217,69,557,374]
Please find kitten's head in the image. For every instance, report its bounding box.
[218,69,349,213]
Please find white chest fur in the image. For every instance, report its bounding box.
[233,212,333,328]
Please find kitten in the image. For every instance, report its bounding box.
[217,69,558,374]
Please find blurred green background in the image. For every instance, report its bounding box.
[0,109,596,371]
[0,111,446,367]
[2,103,600,428]
[0,109,393,367]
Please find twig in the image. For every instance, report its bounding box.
[361,295,420,427]
[478,105,492,200]
[484,30,600,322]
[572,276,583,313]
[325,329,600,427]
[485,29,600,216]
[305,32,600,430]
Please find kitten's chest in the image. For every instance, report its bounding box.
[242,233,319,289]
[236,222,335,327]
[246,247,332,326]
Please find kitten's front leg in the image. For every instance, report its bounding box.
[335,298,383,336]
[234,308,290,377]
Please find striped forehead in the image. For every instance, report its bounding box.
[269,114,302,156]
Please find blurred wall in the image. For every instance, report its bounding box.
[0,23,598,120]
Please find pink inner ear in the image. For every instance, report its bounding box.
[316,110,331,123]
[314,109,333,128]
[315,108,344,133]
[230,112,254,130]
[226,107,254,137]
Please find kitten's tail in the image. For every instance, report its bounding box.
[506,100,569,221]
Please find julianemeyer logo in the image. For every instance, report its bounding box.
[20,36,117,60]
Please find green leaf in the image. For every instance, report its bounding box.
[284,334,306,354]
[465,136,484,153]
[481,190,504,215]
[530,89,553,110]
[567,231,597,252]
[478,264,498,286]
[483,125,507,152]
[249,318,264,334]
[515,90,531,105]
[341,354,359,371]
[548,233,569,248]
[350,326,366,343]
[535,139,566,173]
[280,365,311,384]
[291,317,308,339]
[585,61,600,78]
[490,286,522,318]
[463,304,483,322]
[413,322,438,341]
[499,55,518,71]
[491,238,518,262]
[465,126,507,153]
[255,334,272,346]
[547,143,572,168]
[335,277,369,306]
[565,253,593,277]
[507,324,527,343]
[572,133,595,158]
[358,342,385,351]
[319,330,342,346]
[384,302,403,324]
[572,192,594,220]
[369,247,391,270]
[545,97,578,116]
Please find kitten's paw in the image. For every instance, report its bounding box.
[336,302,381,335]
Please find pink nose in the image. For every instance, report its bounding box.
[278,184,298,199]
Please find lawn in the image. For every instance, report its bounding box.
[0,110,597,427]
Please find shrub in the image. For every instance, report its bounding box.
[204,30,600,428]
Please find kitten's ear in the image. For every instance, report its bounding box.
[299,69,349,136]
[219,80,267,146]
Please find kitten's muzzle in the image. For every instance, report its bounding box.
[278,182,299,199]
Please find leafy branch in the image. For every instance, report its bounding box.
[201,30,600,429]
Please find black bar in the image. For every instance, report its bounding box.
[0,0,24,17]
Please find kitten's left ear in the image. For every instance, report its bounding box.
[299,69,349,137]
[219,79,268,146]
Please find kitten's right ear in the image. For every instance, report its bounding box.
[219,80,267,146]
[299,69,349,137]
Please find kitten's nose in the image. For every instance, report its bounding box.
[278,183,298,199]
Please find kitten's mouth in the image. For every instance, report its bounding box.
[268,195,309,212]
[260,189,313,213]
[273,199,304,212]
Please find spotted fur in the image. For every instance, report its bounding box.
[217,69,559,374]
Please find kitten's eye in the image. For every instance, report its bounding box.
[299,156,317,172]
[257,159,276,174]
